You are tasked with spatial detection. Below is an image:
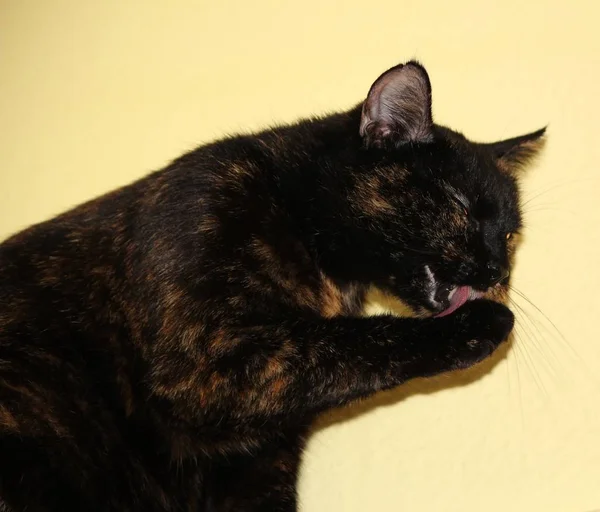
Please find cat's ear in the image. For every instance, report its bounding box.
[360,61,434,148]
[483,127,547,174]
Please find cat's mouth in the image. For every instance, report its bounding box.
[433,285,483,317]
[424,265,484,317]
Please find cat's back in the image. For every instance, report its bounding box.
[0,150,222,323]
[0,180,146,425]
[0,179,141,332]
[0,160,222,509]
[0,138,269,415]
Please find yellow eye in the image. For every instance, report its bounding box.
[506,232,513,241]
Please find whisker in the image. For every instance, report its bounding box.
[512,322,549,398]
[521,176,599,207]
[522,205,577,217]
[509,334,526,427]
[509,297,561,377]
[509,287,569,347]
[508,286,595,384]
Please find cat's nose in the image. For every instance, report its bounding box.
[487,262,510,285]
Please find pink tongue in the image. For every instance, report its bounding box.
[435,286,471,318]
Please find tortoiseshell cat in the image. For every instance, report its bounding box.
[0,61,544,511]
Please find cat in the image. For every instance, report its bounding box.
[0,60,545,511]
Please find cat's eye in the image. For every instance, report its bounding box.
[506,232,513,241]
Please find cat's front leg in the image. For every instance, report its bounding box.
[159,299,514,426]
[391,298,515,380]
[290,298,515,404]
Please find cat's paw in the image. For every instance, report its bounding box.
[437,299,514,370]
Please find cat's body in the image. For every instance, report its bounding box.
[0,62,544,511]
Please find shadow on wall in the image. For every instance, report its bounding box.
[313,287,513,432]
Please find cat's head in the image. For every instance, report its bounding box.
[329,61,545,317]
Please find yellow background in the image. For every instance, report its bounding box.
[2,1,599,511]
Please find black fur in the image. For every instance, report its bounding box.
[0,61,544,511]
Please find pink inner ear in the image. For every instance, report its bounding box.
[360,62,433,146]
